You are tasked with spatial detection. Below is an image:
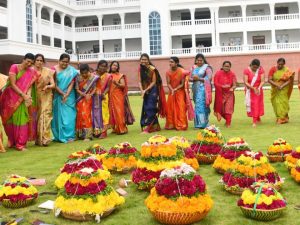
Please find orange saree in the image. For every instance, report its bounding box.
[109,73,128,134]
[165,68,188,130]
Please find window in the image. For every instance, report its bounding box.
[275,7,289,15]
[228,10,241,17]
[252,36,265,45]
[0,0,7,8]
[181,12,191,21]
[114,44,121,52]
[0,26,7,39]
[113,18,121,25]
[276,34,289,43]
[149,11,162,55]
[54,38,62,48]
[252,9,265,16]
[26,0,33,43]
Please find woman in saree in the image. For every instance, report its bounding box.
[138,53,166,133]
[51,53,78,143]
[75,64,98,141]
[268,58,294,124]
[109,61,134,134]
[0,53,37,151]
[214,61,237,128]
[243,59,265,127]
[34,54,55,146]
[0,73,7,152]
[94,60,111,139]
[165,57,190,130]
[191,53,213,129]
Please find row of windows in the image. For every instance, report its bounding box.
[26,0,33,43]
[149,11,162,55]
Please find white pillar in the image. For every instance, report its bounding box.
[32,2,37,43]
[210,7,216,47]
[97,14,103,58]
[210,6,219,52]
[60,13,66,50]
[71,17,76,53]
[120,13,126,57]
[36,4,43,44]
[269,3,276,49]
[190,8,196,54]
[49,8,55,47]
[241,5,248,50]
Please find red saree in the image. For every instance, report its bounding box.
[214,69,236,125]
[109,73,128,134]
[165,68,188,130]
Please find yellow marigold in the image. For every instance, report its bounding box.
[68,169,111,186]
[55,190,125,214]
[55,172,71,189]
[145,188,213,214]
[241,189,283,205]
[184,158,199,170]
[212,156,235,172]
[137,160,184,172]
[291,168,300,182]
[102,157,137,171]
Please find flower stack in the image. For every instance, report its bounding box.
[221,151,283,195]
[85,143,107,162]
[169,136,199,170]
[102,142,137,173]
[267,138,293,162]
[145,163,213,225]
[132,135,184,190]
[290,160,300,183]
[55,155,104,189]
[237,182,286,221]
[213,137,250,174]
[0,175,38,208]
[191,125,224,164]
[55,167,125,222]
[285,146,300,170]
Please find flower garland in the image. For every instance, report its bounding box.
[169,136,199,170]
[237,182,286,210]
[267,138,292,155]
[55,167,124,218]
[145,164,213,215]
[85,144,107,162]
[102,142,137,172]
[213,137,251,173]
[221,151,283,193]
[0,175,38,203]
[132,136,185,190]
[290,160,300,182]
[285,146,300,169]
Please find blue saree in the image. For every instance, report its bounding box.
[192,64,212,128]
[52,65,78,143]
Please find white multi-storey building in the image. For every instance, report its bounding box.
[0,0,300,63]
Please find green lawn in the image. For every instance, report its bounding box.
[1,90,300,225]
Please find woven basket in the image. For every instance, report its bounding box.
[2,197,35,208]
[111,167,133,174]
[149,209,208,225]
[197,155,218,164]
[224,185,244,195]
[266,154,286,162]
[215,168,226,174]
[239,206,286,221]
[61,208,115,222]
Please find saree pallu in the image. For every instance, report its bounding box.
[192,64,212,128]
[36,67,55,146]
[140,65,160,132]
[165,68,188,130]
[214,70,236,120]
[0,64,37,150]
[76,75,98,140]
[0,74,8,152]
[109,73,133,134]
[52,66,78,143]
[269,66,294,123]
[244,67,264,119]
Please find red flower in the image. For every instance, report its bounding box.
[132,168,161,184]
[65,180,107,195]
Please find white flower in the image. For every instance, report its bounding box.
[79,167,94,174]
[160,163,195,178]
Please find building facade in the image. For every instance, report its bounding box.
[0,0,300,63]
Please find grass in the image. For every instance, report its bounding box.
[1,90,300,225]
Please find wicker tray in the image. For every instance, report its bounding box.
[197,155,218,164]
[239,206,286,221]
[266,154,286,162]
[224,185,244,195]
[149,209,208,225]
[61,208,115,222]
[2,197,36,208]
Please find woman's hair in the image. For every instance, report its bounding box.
[34,54,45,63]
[59,53,70,61]
[24,53,35,61]
[222,60,232,67]
[277,57,286,64]
[194,53,208,64]
[250,59,260,67]
[170,56,183,68]
[109,61,120,73]
[97,60,108,69]
[79,63,89,73]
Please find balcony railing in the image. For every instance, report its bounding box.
[126,51,142,57]
[125,23,141,29]
[103,52,122,59]
[274,13,299,20]
[277,42,300,49]
[171,48,192,55]
[195,19,211,25]
[65,0,140,7]
[219,17,243,23]
[248,44,272,51]
[102,25,122,31]
[75,26,99,32]
[78,53,99,60]
[170,20,192,26]
[221,46,243,52]
[246,15,271,22]
[41,19,50,26]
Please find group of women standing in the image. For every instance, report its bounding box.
[0,52,297,152]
